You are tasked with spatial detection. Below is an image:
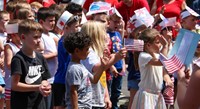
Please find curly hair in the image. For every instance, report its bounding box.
[63,32,92,53]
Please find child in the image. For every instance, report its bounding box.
[107,9,126,109]
[126,21,147,109]
[10,19,51,109]
[64,32,109,109]
[4,19,22,109]
[81,21,127,109]
[37,7,58,108]
[0,10,10,78]
[16,8,35,20]
[53,11,80,109]
[131,28,171,109]
[5,1,18,20]
[180,6,199,31]
[37,7,58,83]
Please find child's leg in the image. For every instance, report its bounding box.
[110,70,123,109]
[52,83,66,109]
[127,80,139,109]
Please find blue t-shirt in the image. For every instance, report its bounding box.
[0,73,5,87]
[127,52,140,81]
[107,31,123,69]
[54,37,71,84]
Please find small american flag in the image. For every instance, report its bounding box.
[163,86,174,98]
[124,38,144,51]
[160,54,183,74]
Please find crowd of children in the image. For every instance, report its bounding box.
[0,0,199,109]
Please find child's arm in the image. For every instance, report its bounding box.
[163,69,173,87]
[42,52,57,59]
[11,74,51,96]
[110,65,119,77]
[4,44,13,69]
[147,35,169,66]
[70,85,78,109]
[177,65,200,109]
[104,86,112,109]
[90,48,126,83]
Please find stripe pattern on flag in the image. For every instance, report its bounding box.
[124,38,144,51]
[160,54,183,74]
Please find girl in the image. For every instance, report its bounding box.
[4,19,22,109]
[131,28,172,109]
[81,21,126,109]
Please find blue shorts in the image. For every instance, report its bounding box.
[128,80,140,90]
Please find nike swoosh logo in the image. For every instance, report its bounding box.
[25,71,44,84]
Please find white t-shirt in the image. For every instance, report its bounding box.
[138,52,163,91]
[41,32,58,83]
[4,42,20,89]
[81,48,105,107]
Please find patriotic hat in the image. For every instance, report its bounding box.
[109,7,122,18]
[159,17,177,30]
[86,1,111,16]
[181,6,200,19]
[71,0,86,6]
[56,11,73,30]
[127,15,144,33]
[5,23,18,34]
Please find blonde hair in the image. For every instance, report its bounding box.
[81,21,107,57]
[30,2,43,10]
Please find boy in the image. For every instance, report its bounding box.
[64,32,110,109]
[11,20,51,109]
[37,7,58,83]
[37,7,58,109]
[53,11,80,109]
[107,8,126,109]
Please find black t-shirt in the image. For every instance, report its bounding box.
[11,50,51,109]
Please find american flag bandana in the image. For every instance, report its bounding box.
[124,38,144,51]
[160,54,183,74]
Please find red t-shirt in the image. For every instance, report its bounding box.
[27,0,55,7]
[155,0,183,22]
[83,0,119,12]
[116,0,150,26]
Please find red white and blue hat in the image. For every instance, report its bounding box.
[86,1,111,16]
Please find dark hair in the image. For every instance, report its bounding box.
[37,7,55,21]
[6,1,18,12]
[65,2,83,14]
[63,32,92,53]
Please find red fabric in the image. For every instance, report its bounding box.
[155,0,183,22]
[27,0,55,7]
[116,0,150,26]
[83,0,119,12]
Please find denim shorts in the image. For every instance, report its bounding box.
[128,80,140,90]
